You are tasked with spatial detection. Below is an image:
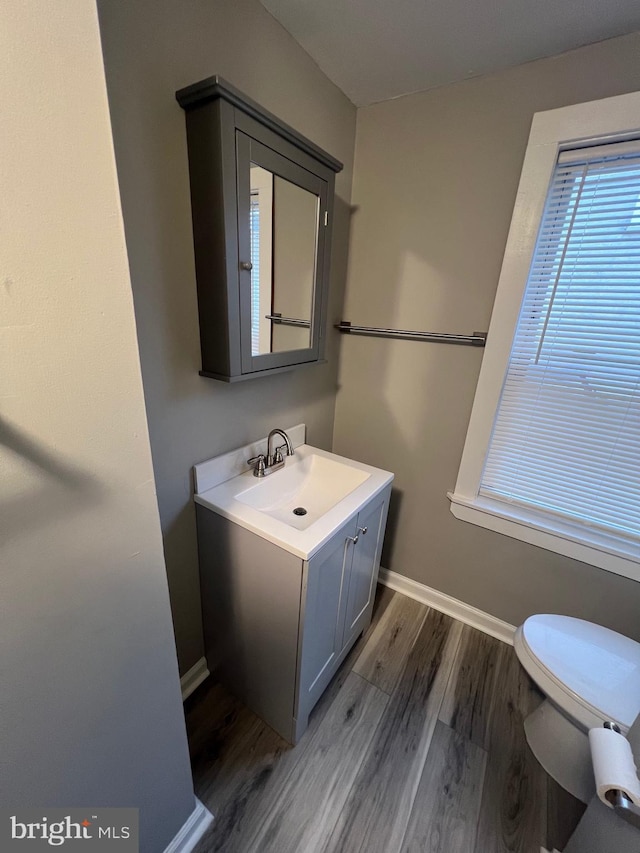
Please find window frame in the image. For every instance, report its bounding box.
[449,90,640,583]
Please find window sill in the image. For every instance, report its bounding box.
[447,492,640,583]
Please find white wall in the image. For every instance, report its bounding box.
[0,3,195,850]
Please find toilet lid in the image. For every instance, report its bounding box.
[521,614,640,728]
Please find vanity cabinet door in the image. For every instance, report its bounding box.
[298,517,355,715]
[341,491,389,652]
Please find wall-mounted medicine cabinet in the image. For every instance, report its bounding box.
[176,76,343,382]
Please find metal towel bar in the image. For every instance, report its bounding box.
[266,313,311,328]
[335,321,487,347]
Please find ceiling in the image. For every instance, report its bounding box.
[260,0,640,106]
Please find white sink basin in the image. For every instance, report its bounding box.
[235,452,370,530]
[194,443,393,559]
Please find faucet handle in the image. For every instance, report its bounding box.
[273,443,291,464]
[247,454,267,477]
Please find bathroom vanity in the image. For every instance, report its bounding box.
[194,432,393,742]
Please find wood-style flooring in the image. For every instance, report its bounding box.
[186,586,585,853]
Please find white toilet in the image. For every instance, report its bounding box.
[514,614,640,803]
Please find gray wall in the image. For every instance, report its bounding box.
[334,32,640,639]
[272,178,317,353]
[98,0,357,674]
[1,3,195,850]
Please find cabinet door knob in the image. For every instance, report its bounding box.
[240,261,253,271]
[358,526,368,535]
[346,534,359,545]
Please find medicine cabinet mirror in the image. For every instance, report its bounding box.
[176,76,343,382]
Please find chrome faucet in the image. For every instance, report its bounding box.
[267,428,294,466]
[247,428,295,477]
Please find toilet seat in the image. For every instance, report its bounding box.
[515,614,640,734]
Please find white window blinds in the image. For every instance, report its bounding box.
[480,140,640,542]
[249,191,261,355]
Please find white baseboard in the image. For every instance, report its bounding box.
[180,657,210,701]
[378,568,516,645]
[163,798,213,853]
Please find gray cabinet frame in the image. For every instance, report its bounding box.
[195,484,391,743]
[235,133,327,373]
[176,76,342,382]
[294,490,389,741]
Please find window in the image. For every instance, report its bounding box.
[450,92,640,582]
[248,165,273,356]
[250,191,261,355]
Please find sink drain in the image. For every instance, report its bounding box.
[292,507,307,516]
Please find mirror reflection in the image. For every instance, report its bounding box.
[249,164,319,356]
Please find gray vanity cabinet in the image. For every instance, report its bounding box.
[176,76,343,382]
[196,484,391,744]
[341,494,389,649]
[295,517,353,721]
[295,489,390,740]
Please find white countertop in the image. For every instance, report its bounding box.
[194,444,394,559]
